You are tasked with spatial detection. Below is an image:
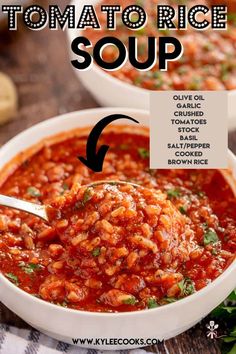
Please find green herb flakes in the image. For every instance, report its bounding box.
[221,63,230,81]
[196,190,206,198]
[5,273,19,285]
[91,247,101,257]
[167,188,181,199]
[178,277,195,296]
[62,183,69,191]
[107,182,118,186]
[60,183,69,195]
[212,248,218,256]
[147,298,158,309]
[138,148,149,159]
[19,262,43,275]
[27,187,41,197]
[81,188,93,206]
[123,296,137,305]
[152,71,162,79]
[134,76,143,85]
[204,230,219,246]
[152,71,163,88]
[189,77,202,90]
[179,206,187,215]
[164,297,177,303]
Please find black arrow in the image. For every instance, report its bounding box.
[78,114,139,172]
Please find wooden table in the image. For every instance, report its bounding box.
[0,1,235,353]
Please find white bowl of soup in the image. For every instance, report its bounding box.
[67,0,236,129]
[0,108,235,350]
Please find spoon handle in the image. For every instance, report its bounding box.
[0,194,48,221]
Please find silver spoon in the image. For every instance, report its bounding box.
[0,180,140,222]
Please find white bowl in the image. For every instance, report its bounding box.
[0,108,235,350]
[67,0,236,131]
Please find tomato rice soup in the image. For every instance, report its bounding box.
[85,0,236,91]
[0,128,235,312]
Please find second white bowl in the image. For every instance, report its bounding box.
[67,0,236,130]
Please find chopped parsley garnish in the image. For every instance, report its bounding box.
[123,296,137,305]
[164,297,177,303]
[152,71,162,79]
[179,206,187,215]
[196,190,206,198]
[91,247,101,257]
[212,248,218,256]
[19,262,43,274]
[83,188,93,204]
[167,188,181,199]
[150,71,164,88]
[220,63,230,81]
[178,277,195,296]
[62,183,69,191]
[60,183,69,195]
[109,182,119,186]
[204,230,219,246]
[138,148,149,159]
[189,77,202,90]
[134,76,143,85]
[147,298,158,309]
[202,222,208,230]
[5,273,19,286]
[27,186,41,197]
[154,81,163,89]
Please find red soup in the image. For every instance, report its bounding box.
[85,0,236,91]
[0,127,235,312]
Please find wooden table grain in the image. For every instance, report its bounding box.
[0,1,235,353]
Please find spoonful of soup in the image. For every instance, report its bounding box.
[1,179,198,308]
[0,180,141,222]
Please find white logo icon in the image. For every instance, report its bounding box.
[206,321,219,339]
